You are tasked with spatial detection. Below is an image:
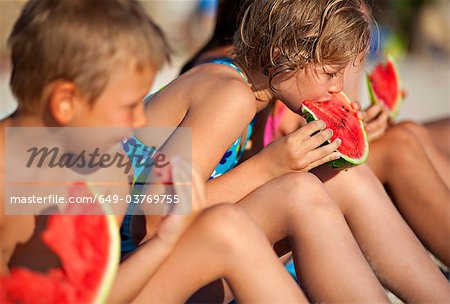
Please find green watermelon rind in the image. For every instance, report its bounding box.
[301,94,369,170]
[94,214,120,304]
[366,55,403,120]
[86,184,120,304]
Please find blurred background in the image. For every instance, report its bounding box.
[0,0,449,122]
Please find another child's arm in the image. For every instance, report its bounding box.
[107,159,206,303]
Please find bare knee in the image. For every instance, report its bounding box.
[278,173,343,227]
[397,120,431,145]
[382,124,422,166]
[194,204,260,252]
[282,172,328,200]
[324,165,385,212]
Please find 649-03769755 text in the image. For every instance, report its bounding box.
[8,194,180,205]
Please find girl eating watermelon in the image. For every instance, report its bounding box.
[129,0,450,302]
[0,0,308,303]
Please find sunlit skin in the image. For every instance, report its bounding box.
[272,65,346,112]
[135,42,450,301]
[67,61,151,129]
[0,57,307,303]
[0,60,155,272]
[265,56,450,267]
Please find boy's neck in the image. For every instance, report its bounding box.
[6,114,47,127]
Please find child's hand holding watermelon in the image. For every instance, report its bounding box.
[155,157,207,249]
[259,120,342,174]
[363,103,392,142]
[346,99,391,143]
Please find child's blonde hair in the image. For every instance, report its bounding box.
[9,0,170,114]
[234,0,372,89]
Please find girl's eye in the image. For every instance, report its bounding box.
[327,72,337,79]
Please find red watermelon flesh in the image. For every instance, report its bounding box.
[301,92,369,169]
[367,57,404,119]
[0,182,119,304]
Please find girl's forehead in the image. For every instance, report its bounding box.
[302,64,346,75]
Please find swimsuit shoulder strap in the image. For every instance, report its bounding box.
[208,57,249,83]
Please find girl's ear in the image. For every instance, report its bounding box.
[47,81,78,125]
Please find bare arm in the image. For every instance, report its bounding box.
[175,82,341,205]
[205,120,341,204]
[108,235,172,303]
[108,158,206,303]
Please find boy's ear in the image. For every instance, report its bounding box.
[47,81,78,125]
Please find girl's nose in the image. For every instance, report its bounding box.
[329,75,344,94]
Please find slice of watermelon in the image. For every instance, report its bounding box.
[367,56,405,119]
[301,92,369,169]
[0,182,120,304]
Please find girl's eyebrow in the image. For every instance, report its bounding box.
[322,65,345,73]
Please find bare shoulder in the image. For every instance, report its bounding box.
[186,63,257,122]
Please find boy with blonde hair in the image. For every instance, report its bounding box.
[0,0,305,302]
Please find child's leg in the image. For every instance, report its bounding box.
[236,172,388,303]
[367,124,450,265]
[316,164,450,302]
[424,117,450,157]
[398,120,450,188]
[133,204,306,303]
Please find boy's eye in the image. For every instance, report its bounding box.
[126,101,139,109]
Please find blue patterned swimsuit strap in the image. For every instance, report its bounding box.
[208,57,249,83]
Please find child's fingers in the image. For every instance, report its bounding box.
[304,148,342,171]
[168,157,191,215]
[298,116,307,128]
[366,109,389,132]
[367,127,386,142]
[308,137,341,160]
[170,157,206,214]
[304,128,334,150]
[292,120,326,140]
[366,114,389,142]
[153,161,172,184]
[356,110,366,120]
[364,103,383,123]
[351,101,362,111]
[296,138,341,171]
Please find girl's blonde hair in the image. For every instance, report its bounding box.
[234,0,372,89]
